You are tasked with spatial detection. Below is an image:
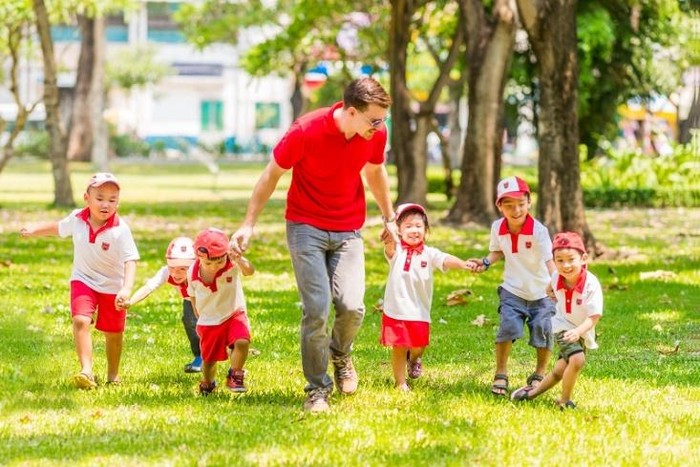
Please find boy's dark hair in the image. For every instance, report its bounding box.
[343,77,392,111]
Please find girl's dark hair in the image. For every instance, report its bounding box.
[397,208,430,233]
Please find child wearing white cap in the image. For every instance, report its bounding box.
[20,173,139,389]
[468,175,557,397]
[380,203,475,391]
[124,237,203,373]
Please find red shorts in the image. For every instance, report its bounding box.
[380,313,430,348]
[197,312,251,362]
[70,280,125,333]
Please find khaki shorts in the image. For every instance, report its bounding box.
[555,330,585,362]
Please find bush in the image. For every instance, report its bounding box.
[14,131,50,158]
[110,133,150,158]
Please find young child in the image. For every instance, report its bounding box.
[124,237,203,373]
[468,176,557,396]
[511,232,603,409]
[188,228,254,395]
[381,203,474,391]
[20,173,139,389]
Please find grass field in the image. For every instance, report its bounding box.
[1,162,699,466]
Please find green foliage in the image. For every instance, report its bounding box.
[109,133,150,158]
[105,46,171,90]
[14,130,50,158]
[1,163,699,465]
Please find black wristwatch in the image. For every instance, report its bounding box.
[482,257,491,270]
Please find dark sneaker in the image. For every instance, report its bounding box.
[510,385,533,401]
[184,356,202,373]
[199,380,217,396]
[332,355,358,395]
[226,368,247,393]
[303,387,331,413]
[408,357,423,379]
[558,400,577,410]
[73,372,97,390]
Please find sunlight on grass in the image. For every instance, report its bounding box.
[1,162,699,465]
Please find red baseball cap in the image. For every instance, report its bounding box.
[496,176,530,204]
[87,172,120,190]
[193,228,230,259]
[552,232,587,255]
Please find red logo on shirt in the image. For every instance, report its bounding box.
[525,241,532,249]
[421,261,427,268]
[101,242,110,251]
[226,276,233,283]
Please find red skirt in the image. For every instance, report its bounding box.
[380,313,430,348]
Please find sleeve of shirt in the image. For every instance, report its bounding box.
[428,246,449,273]
[535,224,553,262]
[118,220,140,262]
[143,266,169,294]
[584,274,604,317]
[57,209,80,238]
[368,129,388,165]
[273,122,303,169]
[488,221,501,252]
[187,267,196,297]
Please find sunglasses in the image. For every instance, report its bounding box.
[359,111,389,128]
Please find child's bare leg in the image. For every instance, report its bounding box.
[104,331,123,382]
[493,341,512,394]
[559,352,585,403]
[202,361,217,383]
[230,339,249,370]
[72,315,93,375]
[528,358,566,399]
[408,347,425,362]
[531,346,551,388]
[391,346,408,388]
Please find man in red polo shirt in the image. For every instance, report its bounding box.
[231,77,396,412]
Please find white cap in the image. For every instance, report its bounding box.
[166,237,195,267]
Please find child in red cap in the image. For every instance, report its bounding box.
[125,237,203,373]
[380,203,475,391]
[188,228,254,395]
[468,176,557,396]
[511,231,603,409]
[20,173,139,389]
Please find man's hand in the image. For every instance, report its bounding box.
[230,225,254,255]
[383,219,399,244]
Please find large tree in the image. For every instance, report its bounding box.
[447,0,517,224]
[66,13,96,162]
[515,0,594,249]
[390,0,463,205]
[34,0,73,207]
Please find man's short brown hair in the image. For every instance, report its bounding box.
[343,77,392,111]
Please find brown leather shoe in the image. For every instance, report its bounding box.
[332,355,358,394]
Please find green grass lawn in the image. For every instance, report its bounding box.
[1,162,699,466]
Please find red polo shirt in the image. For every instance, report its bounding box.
[273,101,387,231]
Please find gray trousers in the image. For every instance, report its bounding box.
[286,221,366,392]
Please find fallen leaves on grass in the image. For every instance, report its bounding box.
[445,289,472,306]
[471,314,490,327]
[639,270,677,281]
[658,340,681,356]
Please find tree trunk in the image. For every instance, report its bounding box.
[33,0,74,207]
[448,0,516,225]
[67,14,95,162]
[390,0,417,205]
[91,17,109,171]
[516,0,596,252]
[446,78,465,170]
[391,0,463,206]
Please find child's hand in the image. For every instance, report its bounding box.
[546,283,557,301]
[379,227,394,245]
[19,228,32,237]
[464,260,478,271]
[467,258,488,273]
[115,289,131,311]
[562,329,580,343]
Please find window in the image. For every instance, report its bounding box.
[201,101,223,131]
[255,103,281,129]
[147,2,184,43]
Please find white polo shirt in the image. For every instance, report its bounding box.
[551,269,603,349]
[489,214,552,301]
[143,266,189,299]
[58,208,140,294]
[187,259,246,326]
[383,243,448,323]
